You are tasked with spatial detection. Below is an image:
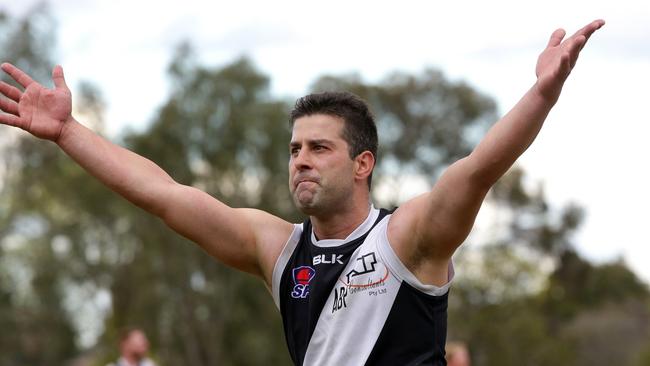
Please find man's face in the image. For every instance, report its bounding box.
[122,330,149,359]
[289,114,356,216]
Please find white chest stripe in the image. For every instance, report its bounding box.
[303,228,399,365]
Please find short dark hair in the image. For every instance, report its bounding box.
[290,91,378,188]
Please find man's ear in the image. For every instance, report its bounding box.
[354,151,375,182]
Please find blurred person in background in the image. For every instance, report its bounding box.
[446,342,471,366]
[107,328,157,366]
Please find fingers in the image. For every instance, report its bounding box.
[547,28,566,48]
[570,19,605,43]
[52,65,69,91]
[0,111,21,127]
[570,35,587,54]
[1,62,35,88]
[573,35,588,68]
[0,81,22,102]
[0,80,21,117]
[549,19,605,50]
[556,19,604,68]
[0,96,19,115]
[0,64,24,127]
[558,53,571,80]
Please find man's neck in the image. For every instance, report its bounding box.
[311,201,372,240]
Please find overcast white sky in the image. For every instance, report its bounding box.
[3,0,649,282]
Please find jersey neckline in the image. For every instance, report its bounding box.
[309,205,379,248]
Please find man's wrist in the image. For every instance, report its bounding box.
[531,80,562,107]
[55,115,78,146]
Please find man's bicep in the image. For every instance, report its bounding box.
[422,157,490,255]
[158,184,292,278]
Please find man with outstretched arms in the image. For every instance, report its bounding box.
[0,20,604,365]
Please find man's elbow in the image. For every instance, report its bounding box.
[132,181,183,220]
[450,156,497,192]
[465,154,512,190]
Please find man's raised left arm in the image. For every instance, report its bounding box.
[388,20,605,283]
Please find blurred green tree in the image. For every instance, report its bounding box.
[447,169,650,366]
[0,5,78,365]
[1,8,649,366]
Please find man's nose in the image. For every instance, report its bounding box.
[292,149,313,170]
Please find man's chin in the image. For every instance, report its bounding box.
[293,195,320,215]
[295,201,316,215]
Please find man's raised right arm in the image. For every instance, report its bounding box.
[0,63,293,283]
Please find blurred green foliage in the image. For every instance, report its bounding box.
[1,5,649,366]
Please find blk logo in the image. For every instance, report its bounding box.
[313,254,344,265]
[291,266,315,299]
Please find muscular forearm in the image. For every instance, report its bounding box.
[469,82,555,187]
[56,117,175,216]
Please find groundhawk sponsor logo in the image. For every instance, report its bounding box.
[345,252,377,282]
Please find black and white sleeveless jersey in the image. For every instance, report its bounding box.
[272,207,454,366]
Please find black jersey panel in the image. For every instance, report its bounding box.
[364,283,449,366]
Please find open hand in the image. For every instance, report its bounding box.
[0,63,72,141]
[535,19,605,101]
